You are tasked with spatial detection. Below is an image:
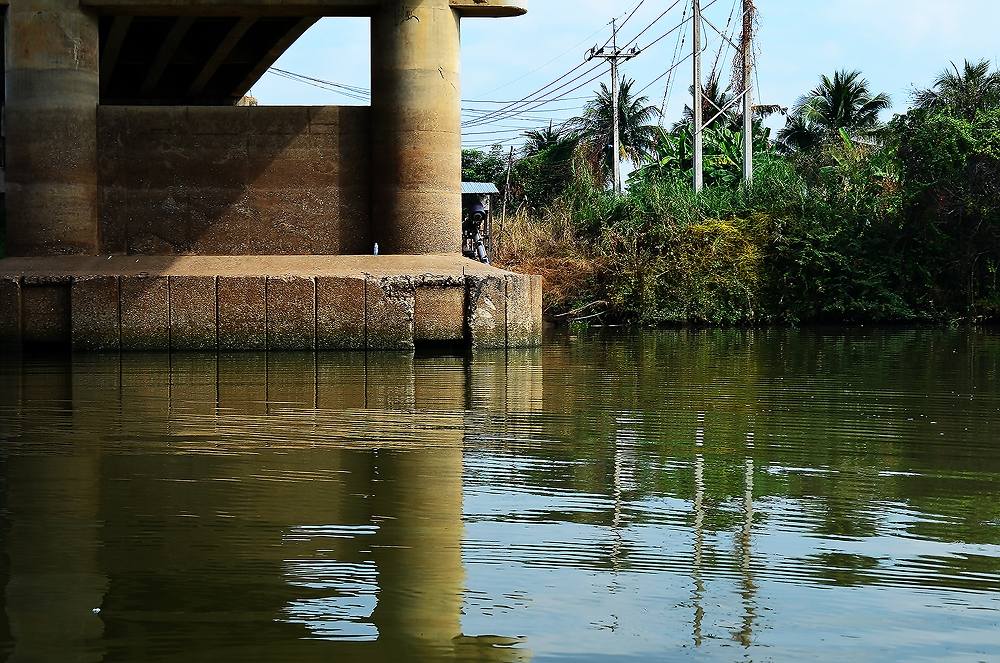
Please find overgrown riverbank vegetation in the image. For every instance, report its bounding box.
[466,60,1000,325]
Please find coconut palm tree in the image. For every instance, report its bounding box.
[777,70,891,152]
[913,59,1000,120]
[570,78,660,186]
[522,122,575,157]
[674,68,740,132]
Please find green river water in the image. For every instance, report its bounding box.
[1,328,998,661]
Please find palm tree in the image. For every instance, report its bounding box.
[913,59,1000,120]
[570,78,660,185]
[777,70,891,152]
[674,68,739,132]
[522,121,575,157]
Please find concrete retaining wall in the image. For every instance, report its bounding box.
[0,255,543,351]
[98,106,371,256]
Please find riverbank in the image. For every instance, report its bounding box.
[492,143,1000,327]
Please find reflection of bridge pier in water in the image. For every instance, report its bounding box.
[0,350,537,662]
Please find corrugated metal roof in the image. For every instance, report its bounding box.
[462,182,500,195]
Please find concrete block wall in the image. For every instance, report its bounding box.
[98,106,372,256]
[0,272,543,352]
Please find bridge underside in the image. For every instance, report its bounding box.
[0,0,540,352]
[99,15,317,105]
[93,0,523,104]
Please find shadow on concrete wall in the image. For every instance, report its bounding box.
[98,105,372,256]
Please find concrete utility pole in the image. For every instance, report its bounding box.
[742,0,755,184]
[692,0,704,193]
[500,145,514,241]
[587,19,639,194]
[611,19,622,194]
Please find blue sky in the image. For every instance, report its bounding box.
[253,1,1000,150]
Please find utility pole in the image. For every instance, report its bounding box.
[499,145,514,242]
[741,0,754,184]
[692,0,704,193]
[611,19,621,193]
[587,19,638,194]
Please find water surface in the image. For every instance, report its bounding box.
[1,329,999,661]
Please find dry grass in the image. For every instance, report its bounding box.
[491,209,604,316]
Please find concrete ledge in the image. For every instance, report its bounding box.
[366,275,414,351]
[0,255,541,352]
[267,275,315,350]
[72,275,120,351]
[467,274,506,349]
[316,275,365,350]
[218,276,266,351]
[22,283,71,346]
[169,276,217,350]
[0,277,23,347]
[121,276,170,350]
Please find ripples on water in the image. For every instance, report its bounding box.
[1,328,999,661]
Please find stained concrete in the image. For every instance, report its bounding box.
[218,276,267,350]
[267,276,316,350]
[121,276,170,350]
[316,276,366,350]
[371,0,462,255]
[98,106,371,255]
[467,274,506,349]
[5,0,100,256]
[169,276,217,350]
[415,286,466,343]
[0,278,23,346]
[71,276,120,351]
[0,256,539,350]
[22,283,72,346]
[366,275,415,351]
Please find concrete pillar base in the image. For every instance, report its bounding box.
[0,256,543,351]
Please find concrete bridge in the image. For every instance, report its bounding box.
[0,0,541,351]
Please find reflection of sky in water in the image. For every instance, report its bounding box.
[282,525,380,641]
[283,561,379,641]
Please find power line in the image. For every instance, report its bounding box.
[464,0,693,129]
[462,61,605,127]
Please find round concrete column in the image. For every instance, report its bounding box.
[5,0,100,255]
[371,0,462,255]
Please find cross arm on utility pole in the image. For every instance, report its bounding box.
[585,19,640,194]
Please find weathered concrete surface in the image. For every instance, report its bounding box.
[371,0,462,254]
[506,273,542,348]
[218,276,267,350]
[267,276,316,350]
[71,275,120,351]
[121,276,170,350]
[0,278,23,346]
[99,106,371,255]
[0,256,540,351]
[316,276,366,350]
[366,275,415,350]
[169,276,217,350]
[5,0,100,255]
[415,281,466,343]
[21,283,72,346]
[467,274,506,349]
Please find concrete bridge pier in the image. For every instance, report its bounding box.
[372,0,462,255]
[4,0,101,256]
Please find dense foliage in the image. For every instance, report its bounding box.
[473,61,1000,325]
